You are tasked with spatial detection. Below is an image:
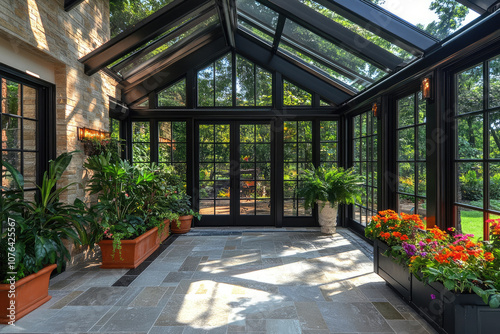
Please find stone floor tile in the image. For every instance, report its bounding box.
[317,302,393,333]
[265,319,301,334]
[295,302,329,331]
[98,306,162,332]
[129,287,169,307]
[387,320,434,334]
[49,290,84,309]
[68,287,127,306]
[148,326,185,334]
[372,302,405,320]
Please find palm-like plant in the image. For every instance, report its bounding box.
[298,166,364,210]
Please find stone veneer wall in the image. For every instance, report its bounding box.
[0,0,119,265]
[0,0,119,201]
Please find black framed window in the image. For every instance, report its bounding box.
[158,121,187,184]
[320,121,338,168]
[236,55,272,107]
[197,53,232,107]
[454,54,500,240]
[283,120,313,216]
[396,91,427,218]
[1,78,39,201]
[131,121,150,166]
[352,111,378,226]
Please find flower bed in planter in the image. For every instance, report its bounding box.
[99,227,159,269]
[367,212,500,334]
[374,239,499,334]
[0,264,57,324]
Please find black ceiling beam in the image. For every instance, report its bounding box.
[338,9,500,114]
[219,0,236,47]
[271,15,286,54]
[79,0,213,76]
[111,8,217,73]
[235,31,353,104]
[123,27,223,86]
[64,0,85,11]
[455,0,499,13]
[313,0,436,53]
[122,37,230,105]
[257,0,404,71]
[237,13,373,85]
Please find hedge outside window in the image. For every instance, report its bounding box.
[396,91,427,219]
[158,121,187,184]
[158,79,186,107]
[236,55,272,107]
[320,121,338,168]
[455,55,500,240]
[352,111,378,226]
[283,120,313,216]
[197,54,232,107]
[1,78,38,202]
[283,80,312,106]
[132,121,150,166]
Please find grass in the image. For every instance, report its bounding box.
[460,210,484,240]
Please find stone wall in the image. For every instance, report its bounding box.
[0,0,120,266]
[0,0,119,204]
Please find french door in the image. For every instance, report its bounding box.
[195,121,273,226]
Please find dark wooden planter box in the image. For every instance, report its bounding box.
[373,239,499,334]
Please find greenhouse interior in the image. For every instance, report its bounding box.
[1,0,500,333]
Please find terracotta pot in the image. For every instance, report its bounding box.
[99,227,159,269]
[0,264,57,324]
[170,215,193,234]
[156,219,170,244]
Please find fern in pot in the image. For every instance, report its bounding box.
[298,166,364,234]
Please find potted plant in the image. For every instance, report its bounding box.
[0,153,88,324]
[298,166,364,234]
[166,191,201,234]
[365,210,500,334]
[84,154,161,268]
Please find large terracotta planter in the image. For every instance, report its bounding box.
[170,215,193,234]
[99,227,159,269]
[0,264,57,324]
[156,219,170,244]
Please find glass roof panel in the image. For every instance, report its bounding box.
[237,19,274,46]
[281,19,387,83]
[366,0,480,40]
[278,43,366,92]
[118,14,219,78]
[297,0,417,59]
[236,0,280,30]
[110,0,177,39]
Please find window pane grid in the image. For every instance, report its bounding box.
[455,55,500,239]
[352,111,378,226]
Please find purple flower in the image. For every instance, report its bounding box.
[402,242,417,256]
[431,294,436,300]
[420,252,427,257]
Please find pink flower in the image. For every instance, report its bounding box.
[430,294,436,300]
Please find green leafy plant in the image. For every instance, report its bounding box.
[82,137,122,164]
[459,170,483,201]
[1,153,89,281]
[297,165,364,209]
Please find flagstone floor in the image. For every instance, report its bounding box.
[0,227,437,334]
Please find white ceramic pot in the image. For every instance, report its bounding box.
[317,200,338,234]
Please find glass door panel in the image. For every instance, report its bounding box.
[239,124,272,216]
[198,124,231,218]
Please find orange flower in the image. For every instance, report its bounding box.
[485,252,495,262]
[375,223,381,228]
[400,234,409,241]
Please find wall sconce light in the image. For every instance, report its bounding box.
[421,77,432,100]
[372,102,380,118]
[77,127,110,141]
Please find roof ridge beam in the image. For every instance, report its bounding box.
[257,0,404,71]
[79,0,213,76]
[313,0,437,53]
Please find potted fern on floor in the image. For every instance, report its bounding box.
[298,166,364,234]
